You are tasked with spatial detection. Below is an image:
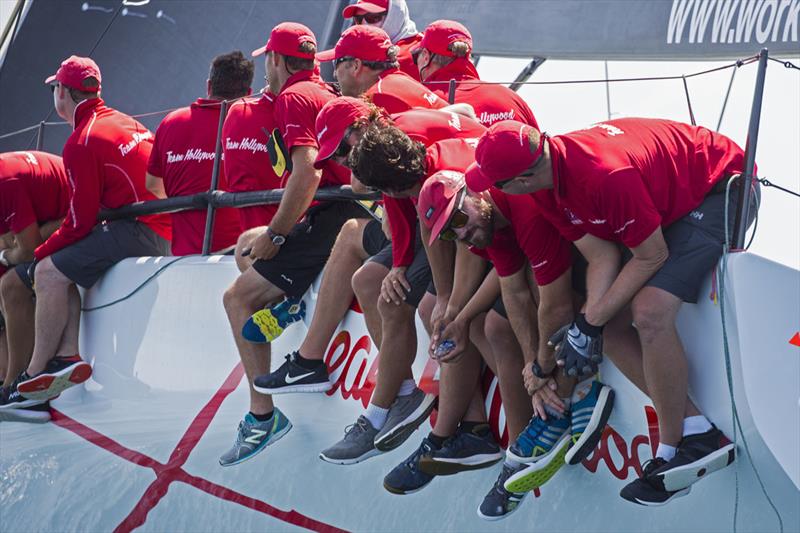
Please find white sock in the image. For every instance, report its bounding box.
[682,415,713,437]
[571,378,594,403]
[364,403,389,430]
[656,443,677,461]
[397,379,417,397]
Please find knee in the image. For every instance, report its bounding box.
[484,312,517,361]
[377,294,413,323]
[32,258,68,292]
[335,219,364,253]
[0,272,25,305]
[222,279,247,314]
[352,262,384,301]
[631,293,676,338]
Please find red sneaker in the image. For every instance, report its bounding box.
[18,355,92,401]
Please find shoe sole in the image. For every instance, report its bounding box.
[419,451,504,476]
[241,311,284,344]
[623,486,692,506]
[658,443,736,492]
[374,394,436,452]
[504,433,571,493]
[219,420,293,467]
[0,397,47,410]
[318,447,382,466]
[565,386,615,465]
[476,492,529,522]
[253,381,332,395]
[0,406,51,423]
[383,477,434,495]
[18,362,92,401]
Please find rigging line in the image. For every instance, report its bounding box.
[0,123,40,140]
[767,56,800,71]
[759,177,800,198]
[717,61,740,131]
[682,75,696,126]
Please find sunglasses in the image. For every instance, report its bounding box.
[495,167,538,190]
[333,126,357,161]
[49,83,59,93]
[334,56,356,68]
[439,190,469,241]
[353,12,386,24]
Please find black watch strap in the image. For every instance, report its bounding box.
[532,360,554,379]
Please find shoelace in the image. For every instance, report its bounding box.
[517,417,547,450]
[343,418,368,440]
[405,441,433,470]
[640,457,667,478]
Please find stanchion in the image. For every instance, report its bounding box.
[201,100,229,255]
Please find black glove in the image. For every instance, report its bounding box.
[548,313,603,378]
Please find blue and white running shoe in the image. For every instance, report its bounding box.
[565,381,615,465]
[504,414,571,492]
[219,408,292,467]
[242,297,306,343]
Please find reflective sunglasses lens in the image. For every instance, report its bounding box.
[449,210,469,229]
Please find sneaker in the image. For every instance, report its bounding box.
[564,381,615,465]
[506,414,570,464]
[0,377,47,410]
[253,351,331,394]
[218,408,292,467]
[17,355,92,401]
[477,463,528,521]
[242,297,306,344]
[419,424,504,475]
[0,398,51,423]
[374,388,436,452]
[653,426,736,492]
[383,438,437,495]
[619,457,692,506]
[319,415,381,465]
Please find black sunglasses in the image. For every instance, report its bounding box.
[334,56,356,68]
[353,12,386,24]
[49,83,59,93]
[439,190,469,241]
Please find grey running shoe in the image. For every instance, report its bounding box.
[477,463,529,521]
[420,424,504,475]
[320,415,381,465]
[374,388,436,452]
[219,408,292,467]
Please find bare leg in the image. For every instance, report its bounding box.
[55,285,81,357]
[631,287,689,447]
[233,228,265,273]
[27,258,71,375]
[0,330,6,385]
[0,272,35,384]
[370,297,417,408]
[300,219,370,360]
[433,344,483,437]
[223,268,285,416]
[352,262,389,349]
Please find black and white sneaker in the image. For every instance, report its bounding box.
[655,426,736,491]
[620,458,691,506]
[253,351,332,394]
[419,424,504,475]
[0,377,47,410]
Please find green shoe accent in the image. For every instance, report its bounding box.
[250,309,285,342]
[503,434,570,493]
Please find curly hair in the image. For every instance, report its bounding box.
[209,50,254,99]
[349,122,427,193]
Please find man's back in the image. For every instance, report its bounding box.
[0,151,69,235]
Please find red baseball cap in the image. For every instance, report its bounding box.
[313,97,375,169]
[316,25,393,63]
[44,55,101,92]
[414,20,472,56]
[252,22,316,59]
[418,170,466,245]
[342,0,389,18]
[465,120,543,192]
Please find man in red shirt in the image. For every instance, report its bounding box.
[341,0,423,80]
[8,56,171,408]
[414,20,539,129]
[146,51,252,256]
[466,118,756,505]
[219,23,368,467]
[0,151,68,412]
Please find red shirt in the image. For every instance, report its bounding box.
[365,68,447,114]
[424,59,539,128]
[0,151,69,235]
[35,99,171,260]
[274,69,349,188]
[472,189,571,286]
[223,93,282,230]
[395,33,423,81]
[539,118,747,248]
[147,98,240,255]
[387,138,477,267]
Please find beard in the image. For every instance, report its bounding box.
[466,198,494,248]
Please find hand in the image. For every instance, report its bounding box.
[380,267,410,305]
[428,295,451,347]
[530,378,565,420]
[522,362,550,395]
[549,313,603,378]
[430,317,469,362]
[248,231,280,261]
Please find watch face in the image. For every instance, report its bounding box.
[272,235,286,245]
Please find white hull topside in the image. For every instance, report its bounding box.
[0,251,798,532]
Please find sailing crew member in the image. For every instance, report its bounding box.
[466,117,756,506]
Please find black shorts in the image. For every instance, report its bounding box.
[16,219,170,290]
[366,223,431,308]
[361,219,390,256]
[490,295,507,319]
[252,201,368,298]
[646,184,760,303]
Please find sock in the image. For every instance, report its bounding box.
[294,352,325,370]
[397,379,417,397]
[364,403,389,430]
[544,397,571,420]
[656,443,677,461]
[427,431,446,448]
[571,378,594,403]
[459,421,490,435]
[250,411,273,422]
[682,415,713,437]
[504,458,521,469]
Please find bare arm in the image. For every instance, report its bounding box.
[445,243,488,319]
[536,268,577,369]
[499,266,540,365]
[268,146,321,235]
[455,267,500,324]
[39,218,64,241]
[420,221,455,299]
[440,103,477,121]
[3,223,43,264]
[145,172,167,199]
[351,174,371,194]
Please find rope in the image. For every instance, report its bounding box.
[0,124,40,140]
[719,176,784,533]
[717,61,741,131]
[758,177,800,198]
[682,75,696,126]
[768,57,800,71]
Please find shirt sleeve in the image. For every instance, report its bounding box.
[598,167,662,248]
[35,143,101,259]
[383,195,417,267]
[532,191,586,242]
[524,217,572,286]
[0,179,37,234]
[146,120,166,178]
[276,92,318,151]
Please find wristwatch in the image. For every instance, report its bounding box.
[266,227,286,246]
[0,249,9,267]
[532,360,555,379]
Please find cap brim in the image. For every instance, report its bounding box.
[251,45,268,57]
[44,74,57,85]
[426,193,460,246]
[465,162,495,193]
[342,2,386,17]
[315,48,337,62]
